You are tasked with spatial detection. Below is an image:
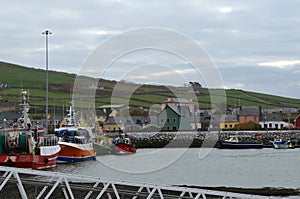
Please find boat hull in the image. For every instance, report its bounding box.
[0,146,60,170]
[113,143,136,155]
[218,141,263,149]
[93,143,112,155]
[274,143,288,149]
[34,145,61,169]
[58,142,96,163]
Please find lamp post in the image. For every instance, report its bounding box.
[42,30,52,133]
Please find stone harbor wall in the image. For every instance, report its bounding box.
[128,130,300,148]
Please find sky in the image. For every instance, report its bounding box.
[1,0,300,98]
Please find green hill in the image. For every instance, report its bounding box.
[0,61,300,117]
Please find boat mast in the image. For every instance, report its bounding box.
[19,90,31,129]
[42,30,52,133]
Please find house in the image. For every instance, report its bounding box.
[260,113,290,129]
[103,116,151,132]
[198,112,213,131]
[195,110,219,131]
[219,115,239,129]
[103,116,124,132]
[97,104,128,124]
[157,105,191,131]
[295,114,300,129]
[239,106,261,124]
[161,97,195,113]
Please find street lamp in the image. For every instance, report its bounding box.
[42,30,52,133]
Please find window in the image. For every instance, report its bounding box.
[229,124,232,128]
[172,118,176,123]
[254,117,257,122]
[167,118,170,123]
[244,117,247,123]
[224,124,228,128]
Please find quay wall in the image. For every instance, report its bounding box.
[128,130,300,148]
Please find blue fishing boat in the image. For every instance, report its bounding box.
[273,137,288,149]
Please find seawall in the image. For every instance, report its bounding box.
[127,130,300,148]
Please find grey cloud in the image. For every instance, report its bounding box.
[0,0,299,97]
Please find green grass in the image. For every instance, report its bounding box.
[1,61,300,117]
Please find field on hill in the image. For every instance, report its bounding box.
[0,61,300,117]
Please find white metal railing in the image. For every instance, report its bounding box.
[0,166,271,199]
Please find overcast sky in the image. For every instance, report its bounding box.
[1,0,300,98]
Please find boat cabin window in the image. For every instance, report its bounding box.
[77,129,90,137]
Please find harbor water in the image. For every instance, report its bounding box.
[54,148,300,189]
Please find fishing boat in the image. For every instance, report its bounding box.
[93,138,112,155]
[93,127,112,155]
[112,133,136,155]
[0,90,60,169]
[273,137,288,149]
[218,135,263,149]
[54,103,96,163]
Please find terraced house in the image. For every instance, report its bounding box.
[157,105,191,131]
[239,106,261,124]
[219,114,239,130]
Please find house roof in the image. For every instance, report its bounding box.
[162,98,193,104]
[168,105,190,117]
[98,104,126,109]
[0,112,21,121]
[294,114,300,122]
[105,116,124,124]
[261,113,283,122]
[239,106,260,116]
[105,116,150,124]
[220,114,238,122]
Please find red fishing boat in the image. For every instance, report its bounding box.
[112,133,136,155]
[0,90,60,169]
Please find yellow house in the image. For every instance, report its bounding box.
[103,125,122,132]
[103,117,124,132]
[98,104,127,131]
[219,115,239,129]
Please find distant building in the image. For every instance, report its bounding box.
[97,104,128,123]
[157,105,191,131]
[295,114,300,129]
[103,116,124,132]
[0,111,20,125]
[161,97,194,113]
[219,115,239,129]
[196,109,219,131]
[239,106,261,124]
[103,116,150,132]
[259,113,290,129]
[262,107,299,114]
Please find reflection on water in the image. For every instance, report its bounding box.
[54,148,300,189]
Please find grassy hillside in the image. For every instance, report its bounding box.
[0,61,300,117]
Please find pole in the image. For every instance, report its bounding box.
[42,30,52,133]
